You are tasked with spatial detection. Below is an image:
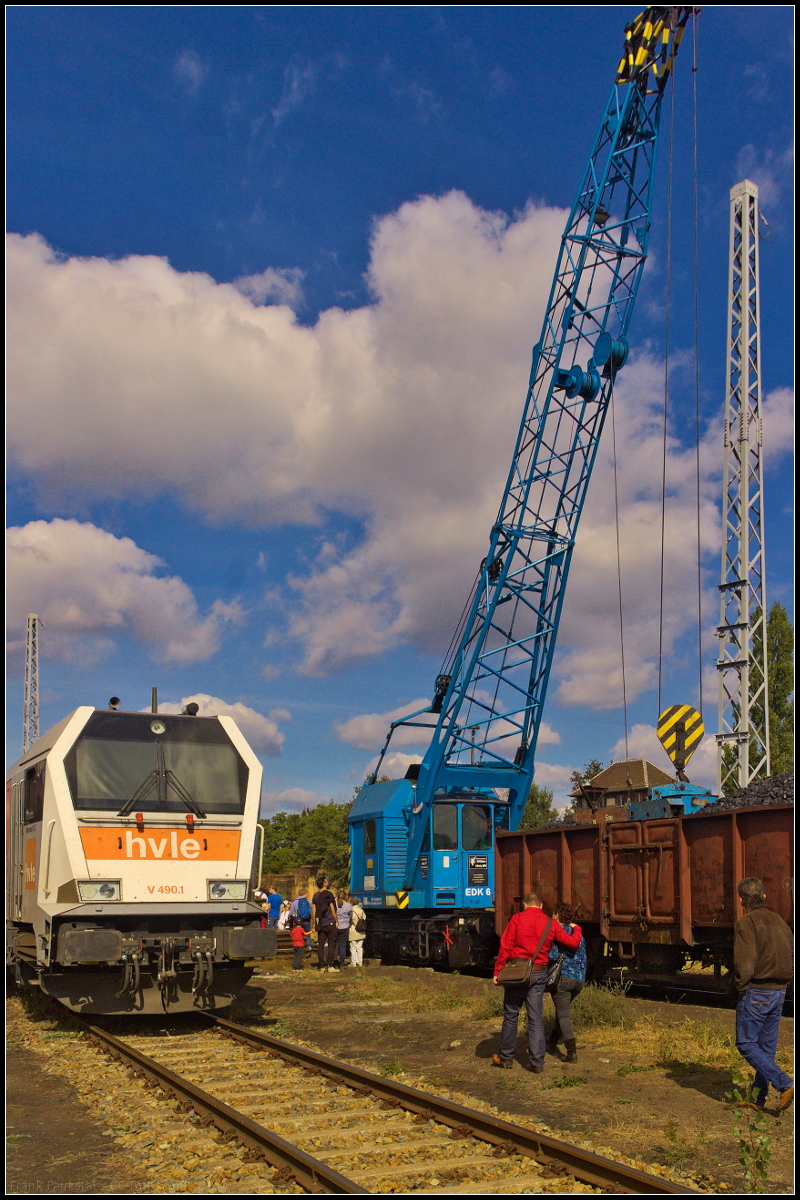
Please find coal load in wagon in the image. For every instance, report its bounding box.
[696,772,794,814]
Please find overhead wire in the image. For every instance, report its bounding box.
[692,12,704,719]
[610,374,629,760]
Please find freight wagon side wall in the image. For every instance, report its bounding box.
[495,826,602,932]
[684,804,793,931]
[495,805,793,942]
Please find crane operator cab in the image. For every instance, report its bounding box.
[348,766,508,968]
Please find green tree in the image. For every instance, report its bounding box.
[259,811,304,874]
[517,782,559,831]
[748,602,793,780]
[259,800,354,886]
[569,758,605,792]
[767,602,794,775]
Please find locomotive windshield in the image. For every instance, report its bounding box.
[65,712,248,814]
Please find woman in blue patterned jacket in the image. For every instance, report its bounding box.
[546,903,587,1063]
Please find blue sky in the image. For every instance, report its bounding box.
[7,6,794,809]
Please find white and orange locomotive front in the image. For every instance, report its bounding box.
[6,704,275,1014]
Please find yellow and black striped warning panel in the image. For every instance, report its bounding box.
[657,705,704,770]
[395,891,410,909]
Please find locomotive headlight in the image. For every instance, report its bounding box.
[78,880,122,901]
[208,880,248,900]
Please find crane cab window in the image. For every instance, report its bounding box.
[363,820,377,855]
[462,803,492,850]
[433,804,458,850]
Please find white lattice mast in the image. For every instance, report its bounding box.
[716,179,770,794]
[23,613,41,753]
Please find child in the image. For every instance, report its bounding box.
[291,920,307,970]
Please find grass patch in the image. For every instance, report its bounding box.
[570,982,635,1031]
[337,972,472,1015]
[616,1061,649,1077]
[582,1014,793,1078]
[543,1074,586,1089]
[469,990,505,1021]
[265,1019,294,1039]
[379,1061,405,1076]
[655,1019,742,1072]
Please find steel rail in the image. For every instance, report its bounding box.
[84,1023,368,1195]
[210,1015,700,1195]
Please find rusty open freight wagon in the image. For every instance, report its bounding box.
[495,804,793,993]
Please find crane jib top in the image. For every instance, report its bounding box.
[355,7,698,892]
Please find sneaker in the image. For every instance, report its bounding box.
[776,1085,794,1112]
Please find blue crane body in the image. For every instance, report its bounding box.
[348,7,702,969]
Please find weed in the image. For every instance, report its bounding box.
[379,1061,404,1076]
[616,1062,648,1078]
[346,973,470,1015]
[542,1074,586,1089]
[40,1031,80,1040]
[615,1098,634,1105]
[661,1119,704,1170]
[267,1020,293,1039]
[731,1072,777,1193]
[656,1019,738,1071]
[469,990,504,1021]
[564,983,637,1032]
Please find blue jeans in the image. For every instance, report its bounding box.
[499,968,547,1068]
[735,988,793,1104]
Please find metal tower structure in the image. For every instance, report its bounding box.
[716,179,770,794]
[23,613,41,753]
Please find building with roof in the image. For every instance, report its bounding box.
[570,758,674,821]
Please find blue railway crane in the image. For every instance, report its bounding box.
[349,7,698,968]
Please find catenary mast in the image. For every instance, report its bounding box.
[23,613,42,753]
[716,179,770,793]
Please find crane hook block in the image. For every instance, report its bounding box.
[593,332,629,375]
[554,364,601,402]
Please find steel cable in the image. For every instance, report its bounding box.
[610,375,629,760]
[657,71,676,718]
[692,12,704,720]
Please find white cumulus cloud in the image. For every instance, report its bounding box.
[608,722,718,790]
[261,786,331,815]
[533,762,574,788]
[334,698,435,750]
[232,267,305,309]
[363,751,422,782]
[6,519,240,664]
[6,194,793,706]
[154,693,287,755]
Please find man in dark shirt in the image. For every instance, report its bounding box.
[492,891,583,1073]
[734,877,793,1112]
[311,874,338,972]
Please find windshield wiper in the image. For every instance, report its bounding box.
[117,741,207,819]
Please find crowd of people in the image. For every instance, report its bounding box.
[254,875,366,971]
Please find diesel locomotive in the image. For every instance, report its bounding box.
[6,703,275,1014]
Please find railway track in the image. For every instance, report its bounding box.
[83,1015,700,1196]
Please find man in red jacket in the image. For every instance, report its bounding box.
[492,891,583,1072]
